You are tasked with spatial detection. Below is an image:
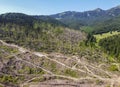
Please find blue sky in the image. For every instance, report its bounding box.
[0,0,120,15]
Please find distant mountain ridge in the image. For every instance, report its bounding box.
[0,13,66,27]
[50,5,120,29]
[1,5,120,30]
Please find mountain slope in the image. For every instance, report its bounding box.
[91,15,120,34]
[0,13,86,54]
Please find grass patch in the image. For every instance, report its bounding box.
[18,66,44,74]
[0,45,18,54]
[109,65,118,71]
[0,75,19,84]
[0,85,3,87]
[81,26,94,33]
[64,69,78,78]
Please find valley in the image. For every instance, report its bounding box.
[0,3,120,87]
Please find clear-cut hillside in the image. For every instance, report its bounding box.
[0,10,120,87]
[0,40,120,87]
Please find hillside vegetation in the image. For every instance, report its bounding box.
[94,31,120,42]
[99,34,120,59]
[80,13,120,61]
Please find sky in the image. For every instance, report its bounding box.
[0,0,120,15]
